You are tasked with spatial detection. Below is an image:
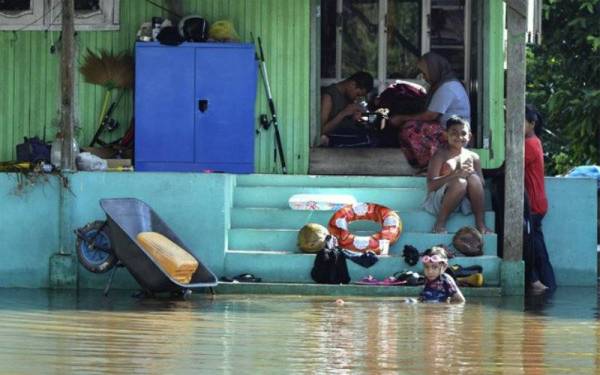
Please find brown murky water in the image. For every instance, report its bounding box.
[0,287,597,374]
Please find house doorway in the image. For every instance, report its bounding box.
[310,0,484,174]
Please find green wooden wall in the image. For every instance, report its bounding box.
[0,0,310,174]
[480,0,505,169]
[0,0,508,173]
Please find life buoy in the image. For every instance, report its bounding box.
[327,203,402,255]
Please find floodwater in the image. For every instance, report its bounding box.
[0,288,598,374]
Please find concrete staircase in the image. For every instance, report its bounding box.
[224,174,500,287]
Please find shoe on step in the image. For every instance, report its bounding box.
[456,273,484,287]
[448,264,483,278]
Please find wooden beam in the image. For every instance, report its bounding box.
[60,0,76,171]
[505,0,528,18]
[503,4,527,261]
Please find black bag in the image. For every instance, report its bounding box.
[310,235,350,284]
[16,137,51,163]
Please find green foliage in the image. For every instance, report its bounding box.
[526,0,600,175]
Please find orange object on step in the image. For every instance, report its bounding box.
[328,203,402,255]
[136,232,199,284]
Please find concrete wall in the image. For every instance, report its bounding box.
[0,174,60,287]
[0,173,596,289]
[544,177,597,286]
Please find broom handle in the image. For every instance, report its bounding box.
[97,90,112,129]
[90,90,112,147]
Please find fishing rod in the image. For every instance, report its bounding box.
[254,35,288,174]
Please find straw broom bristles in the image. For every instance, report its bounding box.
[79,49,134,90]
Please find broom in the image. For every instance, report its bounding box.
[79,49,133,146]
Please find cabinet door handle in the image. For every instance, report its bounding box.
[198,99,208,113]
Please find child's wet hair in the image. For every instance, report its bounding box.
[445,115,470,131]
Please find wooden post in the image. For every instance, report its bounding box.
[503,0,527,261]
[60,0,76,171]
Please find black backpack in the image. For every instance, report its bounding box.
[310,235,350,284]
[16,137,51,163]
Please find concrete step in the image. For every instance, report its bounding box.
[228,228,498,256]
[308,147,417,176]
[234,186,493,210]
[231,207,495,233]
[214,282,502,297]
[236,174,427,188]
[223,251,501,286]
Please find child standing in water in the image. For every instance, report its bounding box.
[423,115,492,234]
[420,246,465,303]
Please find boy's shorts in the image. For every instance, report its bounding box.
[422,183,472,216]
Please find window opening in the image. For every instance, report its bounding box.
[0,0,31,13]
[0,0,118,30]
[386,0,422,80]
[0,0,30,13]
[75,0,100,11]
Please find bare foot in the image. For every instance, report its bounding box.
[413,167,428,177]
[432,224,447,234]
[477,225,493,234]
[319,135,330,147]
[530,280,548,293]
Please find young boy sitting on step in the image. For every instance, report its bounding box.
[422,115,492,234]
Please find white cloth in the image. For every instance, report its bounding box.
[428,81,471,127]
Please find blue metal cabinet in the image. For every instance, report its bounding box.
[135,42,257,173]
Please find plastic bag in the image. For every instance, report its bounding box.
[76,152,108,171]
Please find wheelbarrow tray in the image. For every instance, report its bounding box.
[100,198,218,293]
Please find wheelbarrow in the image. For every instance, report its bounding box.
[75,198,218,298]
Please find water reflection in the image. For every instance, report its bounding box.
[0,288,597,373]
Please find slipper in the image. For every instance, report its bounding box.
[379,276,407,286]
[220,273,262,283]
[355,275,381,285]
[447,264,483,278]
[393,271,425,286]
[355,276,407,286]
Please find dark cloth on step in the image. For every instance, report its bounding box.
[341,249,379,268]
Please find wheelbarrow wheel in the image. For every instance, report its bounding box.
[76,220,117,273]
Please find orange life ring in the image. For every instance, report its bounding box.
[327,203,402,255]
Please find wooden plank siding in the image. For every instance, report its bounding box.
[0,0,310,174]
[482,0,506,169]
[0,1,510,173]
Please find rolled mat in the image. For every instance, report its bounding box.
[136,232,198,284]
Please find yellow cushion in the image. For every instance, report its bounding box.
[136,232,198,284]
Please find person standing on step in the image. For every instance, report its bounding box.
[320,71,375,147]
[524,104,556,292]
[422,116,491,234]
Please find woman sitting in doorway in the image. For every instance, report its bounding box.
[382,52,471,170]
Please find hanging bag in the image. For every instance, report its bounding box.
[310,235,350,284]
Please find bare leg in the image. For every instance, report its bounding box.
[433,178,468,233]
[466,174,493,233]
